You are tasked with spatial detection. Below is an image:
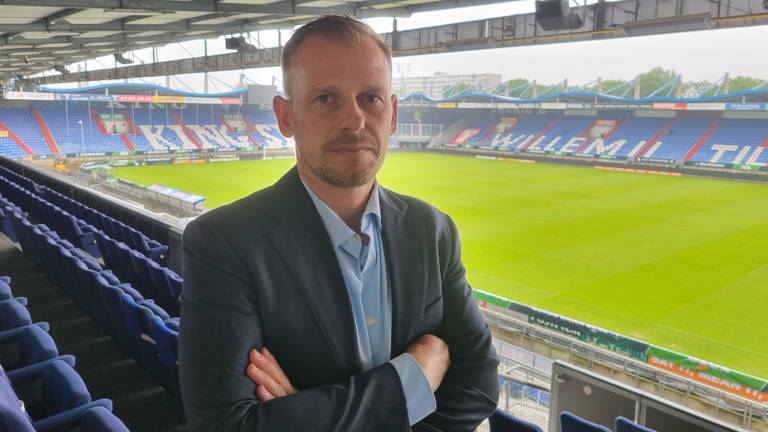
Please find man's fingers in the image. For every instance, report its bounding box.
[251,348,295,394]
[257,384,275,402]
[247,363,288,397]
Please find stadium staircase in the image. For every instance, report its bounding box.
[32,109,61,158]
[215,113,234,133]
[169,111,202,150]
[119,134,136,151]
[602,117,626,140]
[521,117,561,151]
[0,234,187,431]
[91,110,109,135]
[683,117,722,161]
[635,118,675,158]
[573,120,600,154]
[241,116,261,147]
[124,111,141,135]
[429,114,479,147]
[0,122,34,156]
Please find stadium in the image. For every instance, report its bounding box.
[0,1,766,431]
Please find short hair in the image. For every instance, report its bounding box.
[281,15,392,98]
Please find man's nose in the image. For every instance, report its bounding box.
[339,99,365,133]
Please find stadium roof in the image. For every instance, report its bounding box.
[29,81,768,104]
[399,89,768,104]
[38,81,246,97]
[0,0,510,82]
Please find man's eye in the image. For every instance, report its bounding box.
[365,94,382,103]
[317,95,330,103]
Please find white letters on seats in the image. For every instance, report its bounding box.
[140,125,177,150]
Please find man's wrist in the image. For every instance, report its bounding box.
[389,353,437,425]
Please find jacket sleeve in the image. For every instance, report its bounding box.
[178,217,411,432]
[413,215,500,432]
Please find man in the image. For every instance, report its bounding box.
[179,15,499,431]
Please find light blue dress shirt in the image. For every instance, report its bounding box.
[301,178,436,425]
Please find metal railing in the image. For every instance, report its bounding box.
[481,306,768,431]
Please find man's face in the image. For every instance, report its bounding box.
[274,34,397,188]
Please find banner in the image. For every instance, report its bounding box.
[3,91,55,101]
[3,90,241,105]
[472,289,768,403]
[647,346,767,403]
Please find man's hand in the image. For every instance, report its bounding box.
[246,347,297,402]
[406,334,451,392]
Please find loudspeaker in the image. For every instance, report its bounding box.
[114,53,133,65]
[225,36,247,51]
[535,0,583,31]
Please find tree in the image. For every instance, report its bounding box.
[503,78,530,96]
[681,80,715,98]
[728,76,765,93]
[599,79,629,95]
[441,81,477,98]
[637,67,678,97]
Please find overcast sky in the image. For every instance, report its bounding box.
[48,0,768,92]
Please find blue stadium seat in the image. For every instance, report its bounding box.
[3,359,112,430]
[560,411,612,432]
[80,406,130,432]
[119,295,175,394]
[489,408,543,432]
[0,279,11,301]
[0,298,34,332]
[151,315,180,398]
[616,416,657,432]
[100,282,143,360]
[0,324,74,372]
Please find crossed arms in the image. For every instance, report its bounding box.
[179,215,499,431]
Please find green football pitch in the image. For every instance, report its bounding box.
[114,152,768,378]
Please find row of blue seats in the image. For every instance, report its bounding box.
[0,170,181,316]
[0,277,129,431]
[40,185,168,264]
[0,193,22,243]
[0,164,167,263]
[8,208,181,401]
[0,176,101,259]
[95,230,181,316]
[489,409,656,432]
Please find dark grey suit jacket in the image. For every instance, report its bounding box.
[179,166,499,431]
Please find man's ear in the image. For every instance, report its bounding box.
[389,94,398,136]
[273,95,294,137]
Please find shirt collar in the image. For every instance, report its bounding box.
[300,175,382,249]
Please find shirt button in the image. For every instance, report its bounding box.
[366,316,376,326]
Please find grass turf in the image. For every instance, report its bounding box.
[114,152,768,378]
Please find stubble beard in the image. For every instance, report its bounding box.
[302,134,385,188]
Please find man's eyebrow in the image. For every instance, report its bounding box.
[309,86,338,94]
[362,86,388,94]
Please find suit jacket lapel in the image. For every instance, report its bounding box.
[380,188,425,355]
[264,167,360,375]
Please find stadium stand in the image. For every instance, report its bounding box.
[0,103,288,158]
[0,165,185,430]
[642,114,719,162]
[0,277,129,432]
[39,108,127,155]
[438,110,768,169]
[0,108,50,157]
[688,118,768,165]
